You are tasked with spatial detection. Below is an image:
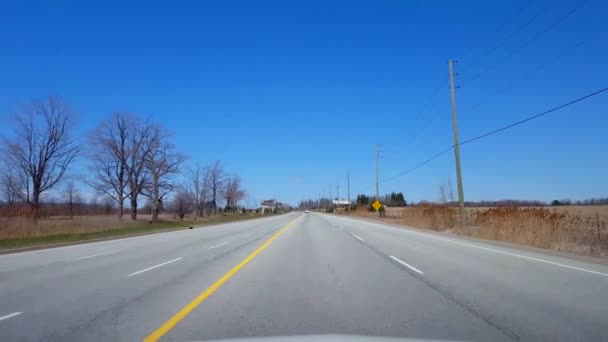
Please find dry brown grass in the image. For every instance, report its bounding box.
[0,212,263,240]
[0,214,170,239]
[344,205,608,258]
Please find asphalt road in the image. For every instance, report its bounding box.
[1,212,607,341]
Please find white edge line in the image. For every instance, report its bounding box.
[0,312,22,321]
[424,235,608,278]
[209,242,229,249]
[352,234,365,242]
[71,250,120,261]
[128,257,183,277]
[241,234,252,238]
[334,215,608,278]
[390,256,424,275]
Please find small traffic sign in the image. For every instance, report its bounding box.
[372,200,382,211]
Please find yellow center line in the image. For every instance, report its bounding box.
[143,216,300,342]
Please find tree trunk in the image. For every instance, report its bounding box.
[31,187,41,222]
[117,194,124,220]
[130,197,137,220]
[152,200,159,222]
[212,186,217,214]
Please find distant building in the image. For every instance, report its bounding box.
[332,199,352,206]
[261,199,277,214]
[260,199,289,214]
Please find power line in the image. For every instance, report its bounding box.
[462,37,592,117]
[382,146,454,183]
[458,86,608,146]
[382,86,608,183]
[466,5,583,83]
[463,6,543,69]
[400,5,535,155]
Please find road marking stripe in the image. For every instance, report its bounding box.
[0,312,22,321]
[143,217,300,342]
[334,216,608,278]
[128,258,183,277]
[241,234,252,238]
[423,235,608,278]
[352,234,365,242]
[71,250,120,261]
[209,242,229,249]
[390,256,424,275]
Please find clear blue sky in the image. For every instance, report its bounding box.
[1,0,607,206]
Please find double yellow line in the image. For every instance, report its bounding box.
[144,217,300,342]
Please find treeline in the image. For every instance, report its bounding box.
[0,96,246,221]
[355,193,407,207]
[298,193,608,210]
[297,192,407,210]
[407,199,608,207]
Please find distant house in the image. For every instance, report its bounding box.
[261,199,289,214]
[332,199,352,206]
[261,199,277,214]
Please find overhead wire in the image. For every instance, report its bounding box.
[465,4,584,83]
[381,86,608,183]
[400,4,542,156]
[461,5,543,71]
[462,37,592,117]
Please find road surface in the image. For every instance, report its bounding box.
[1,212,607,341]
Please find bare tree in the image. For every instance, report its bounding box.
[0,161,27,207]
[125,119,156,220]
[100,196,114,215]
[143,127,185,222]
[172,189,194,219]
[185,163,210,218]
[208,160,225,214]
[223,175,246,211]
[1,97,79,218]
[88,112,132,220]
[439,183,447,204]
[447,177,455,203]
[63,181,79,218]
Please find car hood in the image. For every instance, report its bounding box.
[192,335,461,342]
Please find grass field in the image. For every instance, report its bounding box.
[343,205,608,258]
[0,212,274,251]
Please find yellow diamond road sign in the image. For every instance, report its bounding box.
[372,200,382,211]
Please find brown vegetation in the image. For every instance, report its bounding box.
[345,205,608,258]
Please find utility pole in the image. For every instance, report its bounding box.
[337,183,340,202]
[323,190,326,210]
[347,169,351,212]
[375,144,380,201]
[376,144,382,217]
[448,59,465,225]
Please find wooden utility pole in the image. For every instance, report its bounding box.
[376,144,381,217]
[337,182,340,202]
[375,144,380,201]
[448,59,465,225]
[347,170,351,212]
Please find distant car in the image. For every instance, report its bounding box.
[305,210,310,213]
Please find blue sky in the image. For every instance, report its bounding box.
[1,0,607,205]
